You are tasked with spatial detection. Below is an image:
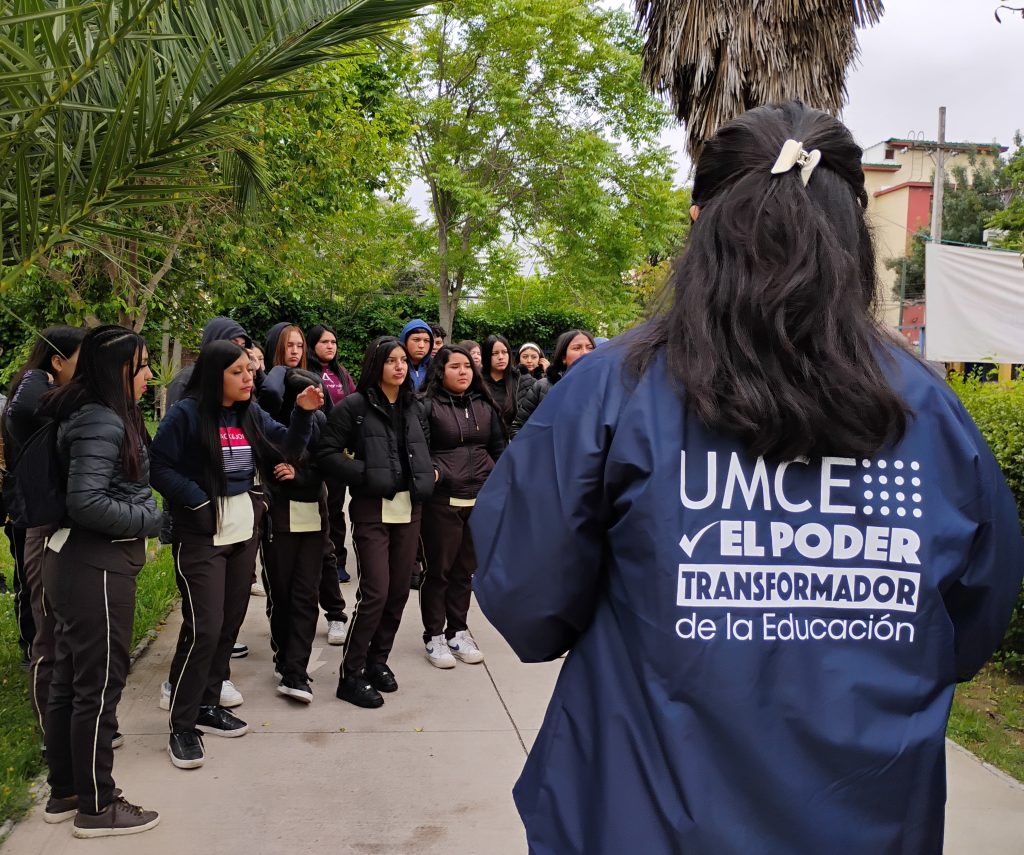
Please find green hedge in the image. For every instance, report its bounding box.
[230,292,595,379]
[949,374,1024,672]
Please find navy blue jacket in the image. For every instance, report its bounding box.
[470,336,1024,855]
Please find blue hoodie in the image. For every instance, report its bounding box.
[400,318,433,390]
[470,334,1024,855]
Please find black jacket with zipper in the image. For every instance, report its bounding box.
[316,387,434,504]
[424,391,504,501]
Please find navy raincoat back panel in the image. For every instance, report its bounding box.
[470,340,1024,855]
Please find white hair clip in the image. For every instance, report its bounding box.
[770,139,822,187]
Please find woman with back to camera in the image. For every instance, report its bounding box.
[419,346,504,668]
[469,102,1024,854]
[510,329,594,437]
[1,325,85,726]
[38,325,162,837]
[151,340,321,770]
[316,336,434,709]
[481,334,534,439]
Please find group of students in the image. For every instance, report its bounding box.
[0,312,598,838]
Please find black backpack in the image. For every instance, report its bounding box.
[4,420,67,528]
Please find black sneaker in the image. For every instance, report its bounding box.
[231,642,249,659]
[168,730,205,769]
[277,675,313,704]
[196,705,248,738]
[336,673,384,709]
[366,663,398,693]
[111,731,125,749]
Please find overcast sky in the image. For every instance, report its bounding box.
[659,0,1023,180]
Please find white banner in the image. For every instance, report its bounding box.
[925,242,1024,362]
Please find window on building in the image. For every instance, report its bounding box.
[884,147,895,160]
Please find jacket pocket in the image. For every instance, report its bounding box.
[176,500,216,537]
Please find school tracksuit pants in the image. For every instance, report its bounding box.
[168,538,258,733]
[318,547,346,624]
[341,517,421,680]
[25,526,57,733]
[263,528,324,681]
[419,502,476,642]
[324,475,350,573]
[43,547,135,814]
[4,523,36,659]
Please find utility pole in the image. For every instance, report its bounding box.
[930,106,946,242]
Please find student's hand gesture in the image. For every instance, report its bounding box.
[274,463,296,481]
[539,357,550,371]
[295,385,324,411]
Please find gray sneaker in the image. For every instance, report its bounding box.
[72,796,159,838]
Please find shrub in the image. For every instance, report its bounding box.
[949,373,1024,672]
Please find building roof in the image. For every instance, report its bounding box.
[868,138,1007,154]
[873,180,933,199]
[862,162,902,171]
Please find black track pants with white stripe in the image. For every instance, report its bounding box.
[43,553,135,814]
[264,530,323,680]
[167,538,258,732]
[4,522,37,658]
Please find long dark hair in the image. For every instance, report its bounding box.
[422,345,498,408]
[183,340,275,504]
[4,325,86,401]
[481,335,516,420]
[270,323,307,370]
[548,329,595,384]
[624,101,908,461]
[357,337,415,404]
[40,325,150,481]
[306,324,341,376]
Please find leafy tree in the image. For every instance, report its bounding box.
[0,0,430,303]
[987,135,1024,250]
[403,0,687,331]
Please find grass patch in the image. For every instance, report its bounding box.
[0,528,177,826]
[948,665,1024,783]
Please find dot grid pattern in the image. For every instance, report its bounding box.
[860,459,922,518]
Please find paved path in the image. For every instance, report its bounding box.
[3,592,1023,853]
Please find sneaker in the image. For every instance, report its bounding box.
[366,663,398,693]
[72,796,159,838]
[250,578,267,597]
[337,566,351,583]
[277,675,313,703]
[336,673,384,709]
[158,680,171,711]
[44,789,122,824]
[220,679,243,708]
[111,732,125,749]
[327,620,347,646]
[168,730,205,769]
[196,705,248,738]
[231,642,249,659]
[447,630,484,664]
[424,635,456,669]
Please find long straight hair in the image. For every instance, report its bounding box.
[357,336,415,404]
[306,324,341,376]
[183,340,275,504]
[548,330,595,384]
[40,325,150,481]
[480,335,517,421]
[422,345,498,410]
[271,324,307,370]
[625,101,908,461]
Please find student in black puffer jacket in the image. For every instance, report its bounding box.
[481,333,533,440]
[316,336,434,710]
[511,329,596,438]
[37,325,162,838]
[419,346,504,669]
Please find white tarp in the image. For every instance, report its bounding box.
[924,242,1024,362]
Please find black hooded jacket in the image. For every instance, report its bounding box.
[166,317,252,409]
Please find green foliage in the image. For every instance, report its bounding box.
[988,134,1024,251]
[948,374,1024,671]
[405,0,687,330]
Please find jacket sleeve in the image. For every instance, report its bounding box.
[509,382,538,439]
[471,359,618,661]
[253,402,313,460]
[257,366,287,421]
[315,398,366,486]
[6,370,51,441]
[944,419,1024,682]
[64,409,160,538]
[150,404,209,509]
[486,404,506,461]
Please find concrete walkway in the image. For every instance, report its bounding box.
[3,592,1024,853]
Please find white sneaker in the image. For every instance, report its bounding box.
[327,620,347,646]
[158,680,171,711]
[250,579,267,597]
[447,630,484,664]
[220,680,243,708]
[424,635,456,669]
